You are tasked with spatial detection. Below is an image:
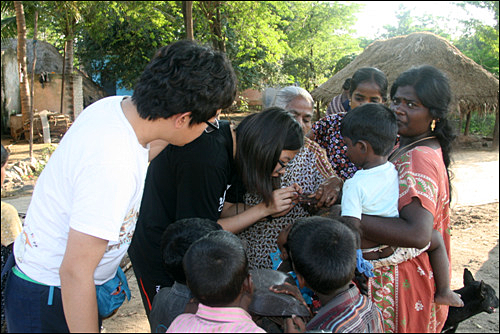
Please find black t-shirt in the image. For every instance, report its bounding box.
[128,120,234,285]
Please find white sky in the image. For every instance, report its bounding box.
[346,1,496,39]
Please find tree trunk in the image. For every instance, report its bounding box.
[14,1,30,140]
[200,1,225,52]
[60,41,66,114]
[492,95,499,150]
[29,11,38,158]
[65,38,75,119]
[464,110,472,136]
[183,1,194,40]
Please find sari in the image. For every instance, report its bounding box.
[368,146,451,333]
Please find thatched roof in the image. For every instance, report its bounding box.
[312,32,499,114]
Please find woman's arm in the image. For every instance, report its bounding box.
[360,198,434,249]
[218,185,300,234]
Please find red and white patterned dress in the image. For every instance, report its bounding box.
[368,146,451,333]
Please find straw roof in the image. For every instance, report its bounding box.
[312,32,499,114]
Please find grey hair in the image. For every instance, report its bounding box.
[263,86,314,110]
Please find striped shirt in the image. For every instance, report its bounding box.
[306,284,385,333]
[166,303,266,333]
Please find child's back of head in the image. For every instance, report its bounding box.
[288,216,357,295]
[183,230,249,307]
[161,218,222,284]
[340,103,397,156]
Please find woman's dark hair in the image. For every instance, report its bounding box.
[288,217,357,295]
[132,40,237,124]
[390,65,456,184]
[1,144,9,167]
[183,230,248,307]
[235,107,303,205]
[349,67,388,102]
[341,103,398,156]
[160,218,222,284]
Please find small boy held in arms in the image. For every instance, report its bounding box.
[149,218,222,333]
[340,103,463,307]
[279,216,384,332]
[167,230,265,333]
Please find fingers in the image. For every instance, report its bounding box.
[284,315,306,333]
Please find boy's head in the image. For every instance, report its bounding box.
[287,217,357,295]
[183,230,251,307]
[341,103,397,161]
[277,224,293,261]
[132,40,237,124]
[161,218,222,284]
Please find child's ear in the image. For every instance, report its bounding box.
[357,140,368,153]
[243,273,254,295]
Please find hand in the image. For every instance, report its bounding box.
[284,315,306,333]
[269,283,309,312]
[267,184,302,217]
[314,176,343,208]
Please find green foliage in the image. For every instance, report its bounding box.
[459,113,497,137]
[377,2,499,77]
[280,1,362,91]
[453,1,499,76]
[76,1,183,89]
[379,4,452,40]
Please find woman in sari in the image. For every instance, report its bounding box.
[360,65,456,332]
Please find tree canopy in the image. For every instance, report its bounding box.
[2,0,498,93]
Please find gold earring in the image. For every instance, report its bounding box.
[431,119,436,132]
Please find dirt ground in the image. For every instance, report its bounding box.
[1,136,498,333]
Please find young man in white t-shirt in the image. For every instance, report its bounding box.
[5,40,237,333]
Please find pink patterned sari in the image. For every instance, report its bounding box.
[368,146,451,333]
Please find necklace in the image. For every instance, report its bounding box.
[389,136,436,162]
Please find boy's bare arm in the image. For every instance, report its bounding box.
[60,229,108,333]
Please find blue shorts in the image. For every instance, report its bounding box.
[5,268,70,332]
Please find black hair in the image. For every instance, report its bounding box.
[183,230,248,307]
[235,107,303,205]
[132,40,237,124]
[390,65,455,171]
[287,217,357,295]
[349,67,388,102]
[342,78,351,91]
[340,103,398,156]
[1,144,9,167]
[160,218,222,284]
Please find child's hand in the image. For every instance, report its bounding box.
[284,315,306,333]
[269,283,309,313]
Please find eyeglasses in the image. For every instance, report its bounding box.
[276,159,289,173]
[204,118,219,133]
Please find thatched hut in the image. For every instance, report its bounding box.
[312,32,499,144]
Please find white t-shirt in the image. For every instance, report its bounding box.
[14,96,149,286]
[341,161,399,220]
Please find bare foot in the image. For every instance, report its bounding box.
[434,289,464,307]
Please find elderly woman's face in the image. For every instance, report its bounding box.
[287,96,313,135]
[390,85,433,138]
